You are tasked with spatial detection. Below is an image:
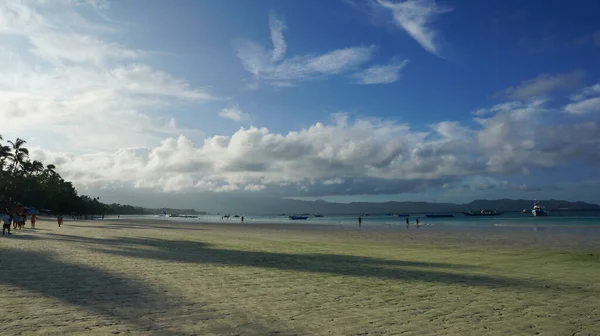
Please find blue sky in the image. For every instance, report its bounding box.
[1,0,600,206]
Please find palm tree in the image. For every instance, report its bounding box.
[45,164,56,175]
[31,160,45,175]
[0,134,12,171]
[8,138,29,175]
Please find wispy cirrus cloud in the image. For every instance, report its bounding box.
[269,11,287,62]
[376,0,451,56]
[236,12,375,87]
[353,59,409,84]
[565,82,600,115]
[499,71,585,100]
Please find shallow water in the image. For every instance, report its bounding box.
[109,211,600,231]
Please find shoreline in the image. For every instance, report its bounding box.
[54,217,600,252]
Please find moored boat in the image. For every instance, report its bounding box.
[425,214,454,218]
[463,209,503,216]
[289,215,309,220]
[531,200,548,216]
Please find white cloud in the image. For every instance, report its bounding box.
[353,59,409,84]
[564,82,600,115]
[29,99,600,196]
[565,97,600,115]
[376,0,450,56]
[0,0,213,153]
[219,106,250,122]
[236,13,375,86]
[269,11,287,62]
[500,71,584,100]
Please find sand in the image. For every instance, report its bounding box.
[1,218,599,335]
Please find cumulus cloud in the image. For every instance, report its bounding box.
[29,99,600,196]
[0,0,213,152]
[353,59,409,84]
[376,0,450,56]
[500,71,584,100]
[219,106,250,122]
[236,12,375,86]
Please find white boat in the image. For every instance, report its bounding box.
[531,200,548,216]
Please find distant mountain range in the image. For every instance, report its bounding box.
[203,198,600,215]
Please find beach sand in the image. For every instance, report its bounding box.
[1,218,599,335]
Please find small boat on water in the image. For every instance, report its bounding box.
[314,214,324,217]
[289,215,309,220]
[531,200,548,216]
[168,214,198,218]
[463,209,503,216]
[426,214,454,218]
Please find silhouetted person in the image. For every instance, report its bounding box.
[416,217,420,228]
[406,217,409,230]
[358,216,362,228]
[241,216,244,223]
[2,212,11,235]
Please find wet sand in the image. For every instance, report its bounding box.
[1,218,599,335]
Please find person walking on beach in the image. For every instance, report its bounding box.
[31,213,36,229]
[358,215,362,228]
[3,212,11,235]
[241,216,244,223]
[406,217,409,230]
[57,214,63,227]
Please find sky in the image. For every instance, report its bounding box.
[1,0,600,209]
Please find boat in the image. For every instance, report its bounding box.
[233,215,240,218]
[521,209,528,213]
[314,214,324,217]
[531,200,548,216]
[425,214,454,218]
[462,209,503,216]
[168,214,197,218]
[289,215,309,220]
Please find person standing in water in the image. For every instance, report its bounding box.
[241,216,244,223]
[358,215,362,228]
[406,217,409,230]
[416,217,420,228]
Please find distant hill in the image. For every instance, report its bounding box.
[154,208,206,215]
[204,197,600,215]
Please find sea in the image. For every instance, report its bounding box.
[106,211,600,232]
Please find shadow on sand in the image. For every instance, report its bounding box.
[0,243,299,335]
[41,233,585,293]
[66,222,207,231]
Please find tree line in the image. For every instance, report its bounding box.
[0,134,151,215]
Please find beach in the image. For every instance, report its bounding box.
[1,218,599,335]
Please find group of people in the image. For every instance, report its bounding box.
[2,210,65,235]
[2,210,37,235]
